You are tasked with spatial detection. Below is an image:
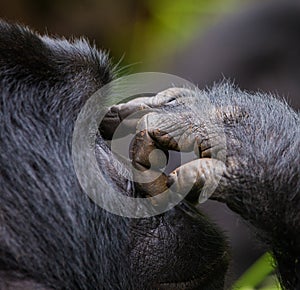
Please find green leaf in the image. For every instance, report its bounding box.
[232,252,281,290]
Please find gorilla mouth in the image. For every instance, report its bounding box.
[99,94,229,289]
[159,277,213,290]
[99,88,227,207]
[159,278,208,290]
[157,251,228,290]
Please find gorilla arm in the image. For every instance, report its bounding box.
[103,84,300,289]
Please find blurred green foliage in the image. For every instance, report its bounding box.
[232,252,281,290]
[128,0,243,69]
[0,0,248,69]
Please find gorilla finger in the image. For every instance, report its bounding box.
[131,131,170,204]
[131,127,169,170]
[134,163,169,198]
[167,158,226,204]
[99,102,151,140]
[100,90,182,140]
[137,112,198,152]
[139,112,227,160]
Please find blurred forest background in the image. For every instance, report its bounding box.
[1,0,299,108]
[0,0,253,69]
[1,0,299,288]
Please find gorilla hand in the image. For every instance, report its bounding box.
[101,87,241,205]
[102,84,300,289]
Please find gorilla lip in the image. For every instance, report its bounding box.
[157,250,229,289]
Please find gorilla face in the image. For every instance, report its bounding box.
[2,20,298,290]
[0,21,229,290]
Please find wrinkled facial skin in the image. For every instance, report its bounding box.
[103,86,300,289]
[0,21,229,290]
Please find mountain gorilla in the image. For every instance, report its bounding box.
[0,20,299,290]
[0,21,228,290]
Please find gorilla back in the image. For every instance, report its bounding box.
[0,21,229,289]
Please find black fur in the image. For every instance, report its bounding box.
[0,20,299,290]
[207,84,300,289]
[0,21,228,290]
[157,83,299,288]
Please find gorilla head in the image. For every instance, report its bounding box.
[1,21,299,290]
[0,21,228,290]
